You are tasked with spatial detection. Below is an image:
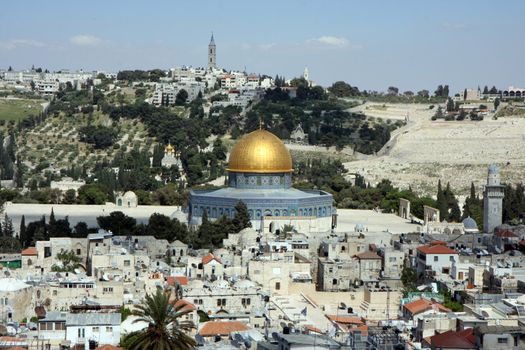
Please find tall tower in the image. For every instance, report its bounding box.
[483,164,505,233]
[303,67,309,81]
[208,33,216,71]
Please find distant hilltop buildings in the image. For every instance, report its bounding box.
[0,69,105,96]
[0,33,313,109]
[458,86,525,102]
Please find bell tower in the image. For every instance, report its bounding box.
[208,33,216,71]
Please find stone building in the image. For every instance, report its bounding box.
[483,164,505,233]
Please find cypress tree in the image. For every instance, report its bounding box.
[232,200,252,232]
[3,215,14,237]
[19,215,27,247]
[449,201,461,222]
[436,180,448,220]
[152,144,164,168]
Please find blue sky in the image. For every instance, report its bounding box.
[1,0,524,93]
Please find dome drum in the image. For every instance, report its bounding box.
[228,172,292,189]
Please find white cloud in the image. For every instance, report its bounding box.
[308,36,350,48]
[70,34,102,46]
[0,39,46,50]
[442,22,467,30]
[258,43,275,50]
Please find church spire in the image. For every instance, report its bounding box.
[208,32,217,70]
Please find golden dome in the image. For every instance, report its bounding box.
[165,143,174,153]
[228,129,293,173]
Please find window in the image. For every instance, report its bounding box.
[275,282,281,290]
[78,328,85,338]
[124,260,130,267]
[434,256,439,262]
[40,323,53,331]
[106,327,113,332]
[389,257,396,262]
[242,298,251,306]
[497,338,508,344]
[103,287,114,294]
[449,256,455,262]
[217,298,227,307]
[76,249,81,255]
[93,327,99,332]
[55,322,65,331]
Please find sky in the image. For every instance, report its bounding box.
[1,0,524,93]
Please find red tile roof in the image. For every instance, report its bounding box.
[429,329,476,349]
[417,244,458,255]
[326,315,364,325]
[303,325,324,334]
[403,299,450,316]
[199,321,249,336]
[347,325,369,336]
[173,299,196,312]
[202,253,221,265]
[495,230,517,238]
[354,251,381,260]
[167,276,188,286]
[21,247,37,256]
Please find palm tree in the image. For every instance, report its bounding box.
[123,289,196,350]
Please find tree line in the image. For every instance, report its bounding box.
[3,200,253,252]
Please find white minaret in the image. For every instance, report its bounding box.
[208,33,217,71]
[303,67,309,81]
[483,164,505,233]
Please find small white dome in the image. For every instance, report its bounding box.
[234,279,256,289]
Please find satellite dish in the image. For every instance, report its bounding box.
[280,322,287,329]
[272,332,279,340]
[339,302,347,309]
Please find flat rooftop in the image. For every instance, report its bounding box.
[336,209,420,234]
